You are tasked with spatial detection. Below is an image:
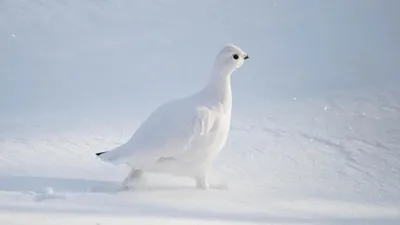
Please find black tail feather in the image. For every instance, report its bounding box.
[96,151,108,156]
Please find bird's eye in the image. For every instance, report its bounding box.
[232,54,239,60]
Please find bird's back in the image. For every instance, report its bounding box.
[98,89,232,169]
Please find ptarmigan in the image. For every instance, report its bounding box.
[96,44,249,189]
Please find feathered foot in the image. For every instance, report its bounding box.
[122,169,146,190]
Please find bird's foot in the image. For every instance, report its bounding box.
[195,176,209,190]
[195,174,229,190]
[122,169,147,191]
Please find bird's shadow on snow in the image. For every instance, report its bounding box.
[0,174,197,196]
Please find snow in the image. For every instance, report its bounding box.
[1,0,400,224]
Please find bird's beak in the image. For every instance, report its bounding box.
[244,55,249,60]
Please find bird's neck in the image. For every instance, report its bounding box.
[204,65,233,107]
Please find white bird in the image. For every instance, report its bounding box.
[96,44,249,189]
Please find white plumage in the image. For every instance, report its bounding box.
[96,44,249,189]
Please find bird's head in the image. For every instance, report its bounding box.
[214,44,249,72]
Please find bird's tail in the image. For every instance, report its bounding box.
[95,151,108,156]
[95,145,129,165]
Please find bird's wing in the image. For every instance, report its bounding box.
[98,101,216,167]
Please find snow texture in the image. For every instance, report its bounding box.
[0,0,400,224]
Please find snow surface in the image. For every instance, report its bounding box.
[1,0,400,224]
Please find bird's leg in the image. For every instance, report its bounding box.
[195,175,209,190]
[122,169,145,190]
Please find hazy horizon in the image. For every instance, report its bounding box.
[1,0,399,114]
